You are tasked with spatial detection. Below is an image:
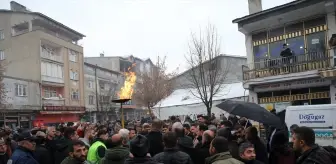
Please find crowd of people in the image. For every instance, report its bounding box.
[0,114,334,164]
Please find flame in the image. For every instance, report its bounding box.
[118,63,137,99]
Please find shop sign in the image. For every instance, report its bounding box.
[299,114,325,123]
[254,79,330,92]
[43,106,85,111]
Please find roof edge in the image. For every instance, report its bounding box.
[0,10,85,37]
[232,0,315,24]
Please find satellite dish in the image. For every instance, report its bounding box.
[59,94,63,99]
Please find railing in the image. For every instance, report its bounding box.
[42,75,64,83]
[42,99,65,106]
[40,51,63,63]
[259,91,330,104]
[242,51,332,80]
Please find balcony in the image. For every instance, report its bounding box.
[242,51,332,81]
[42,76,64,84]
[42,97,65,106]
[40,50,63,63]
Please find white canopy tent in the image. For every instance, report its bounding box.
[153,82,248,120]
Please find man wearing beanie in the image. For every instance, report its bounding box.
[125,135,161,164]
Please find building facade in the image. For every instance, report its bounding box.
[0,1,85,127]
[84,55,151,122]
[84,62,121,123]
[233,0,336,111]
[171,54,247,89]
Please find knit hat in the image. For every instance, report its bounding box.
[130,134,149,157]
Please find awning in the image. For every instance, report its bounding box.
[34,114,80,123]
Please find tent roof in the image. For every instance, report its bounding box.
[155,82,248,108]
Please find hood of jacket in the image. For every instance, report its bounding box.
[178,136,193,148]
[105,146,129,161]
[205,152,233,164]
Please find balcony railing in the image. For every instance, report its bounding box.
[42,98,65,106]
[242,51,332,80]
[40,51,63,63]
[259,91,330,104]
[42,75,64,84]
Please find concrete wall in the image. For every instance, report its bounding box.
[84,73,96,111]
[84,57,120,72]
[3,77,40,110]
[172,56,247,89]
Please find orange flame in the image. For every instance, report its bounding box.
[118,63,137,99]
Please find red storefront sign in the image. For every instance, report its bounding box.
[42,106,85,111]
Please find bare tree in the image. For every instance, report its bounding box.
[133,56,176,115]
[185,24,230,117]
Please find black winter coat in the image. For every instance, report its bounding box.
[152,148,193,164]
[146,131,164,157]
[34,144,53,164]
[296,145,333,164]
[125,157,162,164]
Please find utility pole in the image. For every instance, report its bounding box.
[94,66,99,121]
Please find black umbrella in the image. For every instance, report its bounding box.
[216,100,282,128]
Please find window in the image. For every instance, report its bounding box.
[89,95,94,105]
[306,32,326,52]
[44,88,57,98]
[69,50,77,62]
[253,44,268,59]
[99,81,105,90]
[287,36,305,55]
[41,62,63,78]
[269,41,285,58]
[88,81,94,89]
[71,91,79,100]
[0,30,4,40]
[70,71,78,80]
[15,84,27,97]
[0,50,4,60]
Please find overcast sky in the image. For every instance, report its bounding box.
[1,0,294,72]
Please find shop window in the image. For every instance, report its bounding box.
[286,36,305,55]
[269,41,285,58]
[253,44,268,59]
[306,32,326,52]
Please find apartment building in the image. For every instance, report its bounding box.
[171,54,247,90]
[84,62,121,123]
[0,1,85,127]
[85,55,153,120]
[233,0,336,111]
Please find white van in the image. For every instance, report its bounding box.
[285,104,336,147]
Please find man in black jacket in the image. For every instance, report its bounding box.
[153,132,192,164]
[146,119,164,156]
[293,126,332,164]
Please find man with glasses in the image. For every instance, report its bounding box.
[8,130,39,164]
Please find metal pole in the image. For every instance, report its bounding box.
[121,103,124,128]
[94,66,99,121]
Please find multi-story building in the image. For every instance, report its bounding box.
[84,55,151,122]
[84,62,121,122]
[0,1,85,127]
[171,54,247,89]
[233,0,336,111]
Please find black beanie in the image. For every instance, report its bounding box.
[130,134,149,157]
